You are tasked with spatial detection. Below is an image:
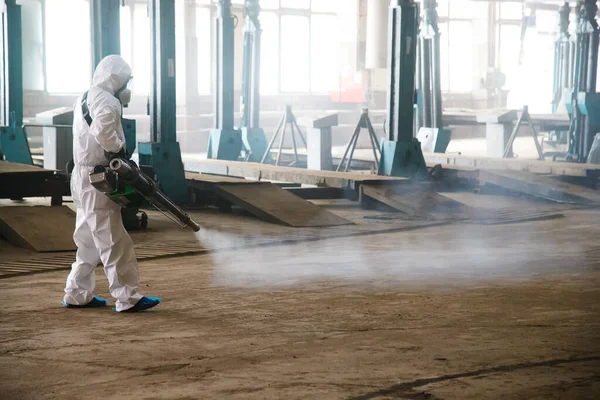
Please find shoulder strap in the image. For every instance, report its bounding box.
[81,91,93,126]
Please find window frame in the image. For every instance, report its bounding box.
[437,3,475,94]
[258,1,338,95]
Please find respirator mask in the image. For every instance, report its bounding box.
[114,76,133,107]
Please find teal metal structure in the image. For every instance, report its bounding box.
[90,0,121,75]
[240,0,269,163]
[89,0,137,156]
[0,0,33,165]
[552,2,575,114]
[208,0,243,161]
[415,0,451,154]
[89,0,145,229]
[378,0,428,179]
[568,0,600,161]
[139,0,188,204]
[548,2,575,150]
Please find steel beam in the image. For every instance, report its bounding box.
[570,0,600,161]
[215,0,235,131]
[149,0,177,144]
[90,0,121,70]
[415,0,450,154]
[385,0,418,142]
[379,0,427,178]
[208,0,243,161]
[240,0,268,162]
[0,0,32,165]
[240,0,261,129]
[139,0,188,203]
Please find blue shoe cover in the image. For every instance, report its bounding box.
[115,296,162,313]
[63,296,108,309]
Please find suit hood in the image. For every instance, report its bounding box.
[92,55,132,95]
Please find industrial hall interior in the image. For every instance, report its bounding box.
[2,0,600,398]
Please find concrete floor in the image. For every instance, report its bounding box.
[1,195,600,399]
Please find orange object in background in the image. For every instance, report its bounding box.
[330,69,365,103]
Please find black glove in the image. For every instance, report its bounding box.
[104,147,128,161]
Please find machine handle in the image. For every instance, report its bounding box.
[109,158,201,232]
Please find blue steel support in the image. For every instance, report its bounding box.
[89,0,137,156]
[569,0,599,161]
[90,0,120,72]
[0,0,33,165]
[378,0,427,178]
[208,0,242,161]
[240,0,269,162]
[553,3,574,114]
[415,0,450,153]
[89,0,143,229]
[139,0,188,203]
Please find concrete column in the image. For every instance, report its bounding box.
[365,0,388,69]
[304,114,339,171]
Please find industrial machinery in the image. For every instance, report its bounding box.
[208,0,243,161]
[415,0,450,154]
[553,2,576,113]
[240,0,269,163]
[0,0,33,165]
[378,0,428,179]
[89,157,200,232]
[566,0,600,162]
[0,0,69,204]
[138,0,189,204]
[547,2,576,150]
[86,0,194,227]
[86,0,148,230]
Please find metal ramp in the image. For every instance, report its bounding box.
[360,183,566,224]
[360,183,468,220]
[478,170,600,206]
[0,206,76,252]
[186,173,353,227]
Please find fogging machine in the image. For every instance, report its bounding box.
[89,158,201,232]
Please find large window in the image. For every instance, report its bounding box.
[261,0,280,9]
[310,14,338,93]
[132,3,151,95]
[280,0,310,9]
[271,1,343,94]
[120,5,133,69]
[119,2,151,95]
[45,0,91,93]
[35,0,347,97]
[280,15,310,92]
[260,12,280,94]
[436,0,474,93]
[196,6,212,95]
[20,0,45,91]
[497,24,520,89]
[497,4,556,113]
[311,0,341,13]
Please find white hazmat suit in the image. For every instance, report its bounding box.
[63,55,145,312]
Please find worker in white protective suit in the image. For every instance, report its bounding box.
[63,55,161,313]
